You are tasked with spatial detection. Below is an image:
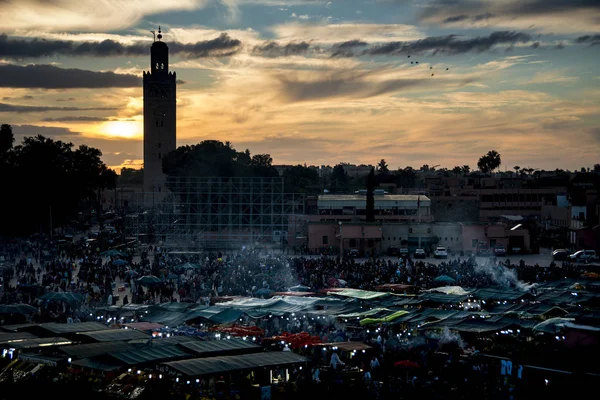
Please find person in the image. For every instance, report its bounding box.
[329,351,345,370]
[311,366,321,383]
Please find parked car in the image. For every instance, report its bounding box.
[434,246,448,259]
[493,246,507,257]
[349,249,360,257]
[399,248,409,257]
[552,249,572,261]
[568,250,597,263]
[477,247,490,257]
[511,246,522,254]
[414,248,426,258]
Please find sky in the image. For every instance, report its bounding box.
[0,0,598,173]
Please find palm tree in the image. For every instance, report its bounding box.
[486,150,502,172]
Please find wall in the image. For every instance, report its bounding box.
[431,196,480,222]
[461,224,486,254]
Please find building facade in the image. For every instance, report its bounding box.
[143,27,177,196]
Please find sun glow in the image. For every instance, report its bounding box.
[101,120,141,139]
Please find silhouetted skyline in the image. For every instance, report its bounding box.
[0,0,598,173]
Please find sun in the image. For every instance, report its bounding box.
[102,120,142,139]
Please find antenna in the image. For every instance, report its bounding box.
[157,26,163,41]
[150,30,156,42]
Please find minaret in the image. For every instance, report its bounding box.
[143,26,176,199]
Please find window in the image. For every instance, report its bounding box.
[322,236,328,245]
[160,121,164,127]
[161,63,165,70]
[155,63,159,70]
[158,153,161,160]
[445,237,448,241]
[156,121,159,127]
[472,239,478,247]
[158,143,161,148]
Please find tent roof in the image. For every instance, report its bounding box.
[164,351,308,377]
[122,322,165,331]
[70,357,122,372]
[180,339,261,357]
[61,341,138,359]
[110,345,191,365]
[327,288,391,300]
[22,322,109,335]
[0,331,39,344]
[76,329,149,342]
[10,337,72,349]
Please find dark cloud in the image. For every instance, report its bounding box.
[2,95,34,101]
[330,40,368,57]
[11,124,79,137]
[42,116,109,122]
[0,64,140,88]
[362,31,532,56]
[531,41,540,48]
[252,41,311,57]
[0,102,116,113]
[0,33,241,59]
[575,34,600,46]
[422,0,599,22]
[276,70,476,102]
[56,98,76,102]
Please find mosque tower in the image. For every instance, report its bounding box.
[143,26,176,198]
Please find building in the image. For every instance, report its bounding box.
[143,27,177,196]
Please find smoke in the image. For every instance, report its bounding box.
[426,327,465,349]
[473,260,536,292]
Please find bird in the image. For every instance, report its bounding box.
[408,55,411,58]
[410,61,414,64]
[430,66,433,69]
[431,73,434,76]
[446,68,449,70]
[415,61,419,64]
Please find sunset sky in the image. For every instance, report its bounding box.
[0,0,598,173]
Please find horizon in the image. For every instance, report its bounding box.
[0,0,598,173]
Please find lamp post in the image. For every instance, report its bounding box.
[339,221,343,259]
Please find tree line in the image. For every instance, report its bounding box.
[0,124,116,236]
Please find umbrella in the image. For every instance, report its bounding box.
[166,273,179,280]
[533,318,574,334]
[38,292,84,306]
[112,259,128,266]
[288,285,311,292]
[394,360,420,368]
[433,275,456,283]
[174,262,201,270]
[0,304,39,315]
[126,270,139,277]
[101,249,126,257]
[255,288,274,298]
[136,275,163,286]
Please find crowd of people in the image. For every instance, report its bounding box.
[0,229,597,399]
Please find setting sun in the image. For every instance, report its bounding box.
[101,120,141,139]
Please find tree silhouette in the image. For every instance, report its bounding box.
[330,164,349,193]
[377,159,389,174]
[477,150,502,173]
[452,166,462,176]
[282,165,320,194]
[0,124,14,155]
[0,128,116,235]
[366,167,376,223]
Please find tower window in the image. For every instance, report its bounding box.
[155,63,159,70]
[158,153,161,160]
[161,121,164,127]
[161,63,165,70]
[156,121,159,127]
[158,143,161,148]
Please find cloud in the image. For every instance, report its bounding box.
[0,33,241,59]
[0,0,214,32]
[269,22,423,44]
[420,0,600,33]
[0,64,140,88]
[11,124,79,137]
[0,102,117,113]
[2,95,34,101]
[42,116,110,122]
[362,31,533,56]
[575,34,600,46]
[252,41,311,57]
[330,40,368,57]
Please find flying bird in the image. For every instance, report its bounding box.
[408,55,411,58]
[446,68,449,70]
[431,73,434,76]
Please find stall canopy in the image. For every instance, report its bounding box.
[76,329,149,342]
[10,337,72,349]
[109,345,191,365]
[180,339,261,357]
[61,341,138,359]
[164,351,308,377]
[18,322,109,337]
[327,289,392,300]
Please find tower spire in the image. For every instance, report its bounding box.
[157,26,163,41]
